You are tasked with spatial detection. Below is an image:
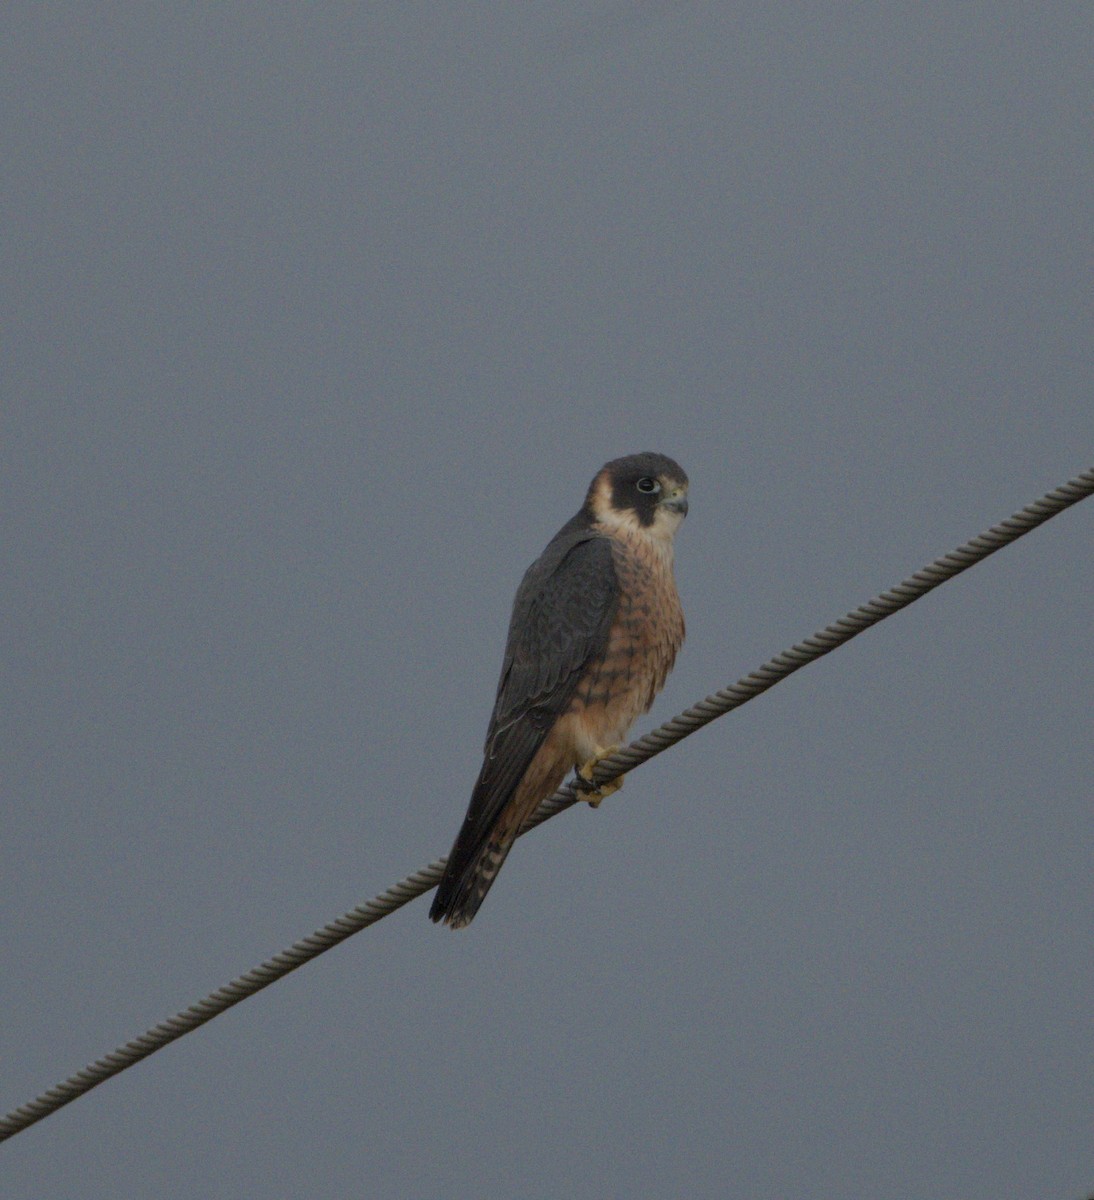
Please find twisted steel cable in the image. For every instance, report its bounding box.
[2,464,1092,1143]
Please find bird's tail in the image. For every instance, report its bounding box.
[429,820,520,929]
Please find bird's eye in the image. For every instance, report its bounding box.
[636,477,660,494]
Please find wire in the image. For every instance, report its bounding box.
[2,464,1092,1144]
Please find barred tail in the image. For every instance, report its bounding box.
[429,826,519,929]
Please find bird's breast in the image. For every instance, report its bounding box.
[562,530,684,758]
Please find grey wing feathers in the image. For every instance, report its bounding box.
[461,531,618,845]
[428,528,620,925]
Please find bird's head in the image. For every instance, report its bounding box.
[585,452,689,541]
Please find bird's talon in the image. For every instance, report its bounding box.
[573,748,624,807]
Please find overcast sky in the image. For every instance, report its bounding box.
[3,5,1092,1197]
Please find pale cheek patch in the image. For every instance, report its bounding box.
[588,471,686,547]
[595,506,646,539]
[589,474,651,539]
[649,506,685,542]
[587,473,626,527]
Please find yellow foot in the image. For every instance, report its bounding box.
[573,745,624,808]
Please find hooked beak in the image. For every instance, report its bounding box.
[659,489,689,517]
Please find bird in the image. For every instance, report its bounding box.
[429,452,688,928]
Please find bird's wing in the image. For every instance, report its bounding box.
[461,530,619,847]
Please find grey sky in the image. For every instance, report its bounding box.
[3,5,1091,1197]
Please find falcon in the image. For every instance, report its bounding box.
[429,452,689,928]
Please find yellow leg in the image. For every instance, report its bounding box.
[574,745,624,808]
